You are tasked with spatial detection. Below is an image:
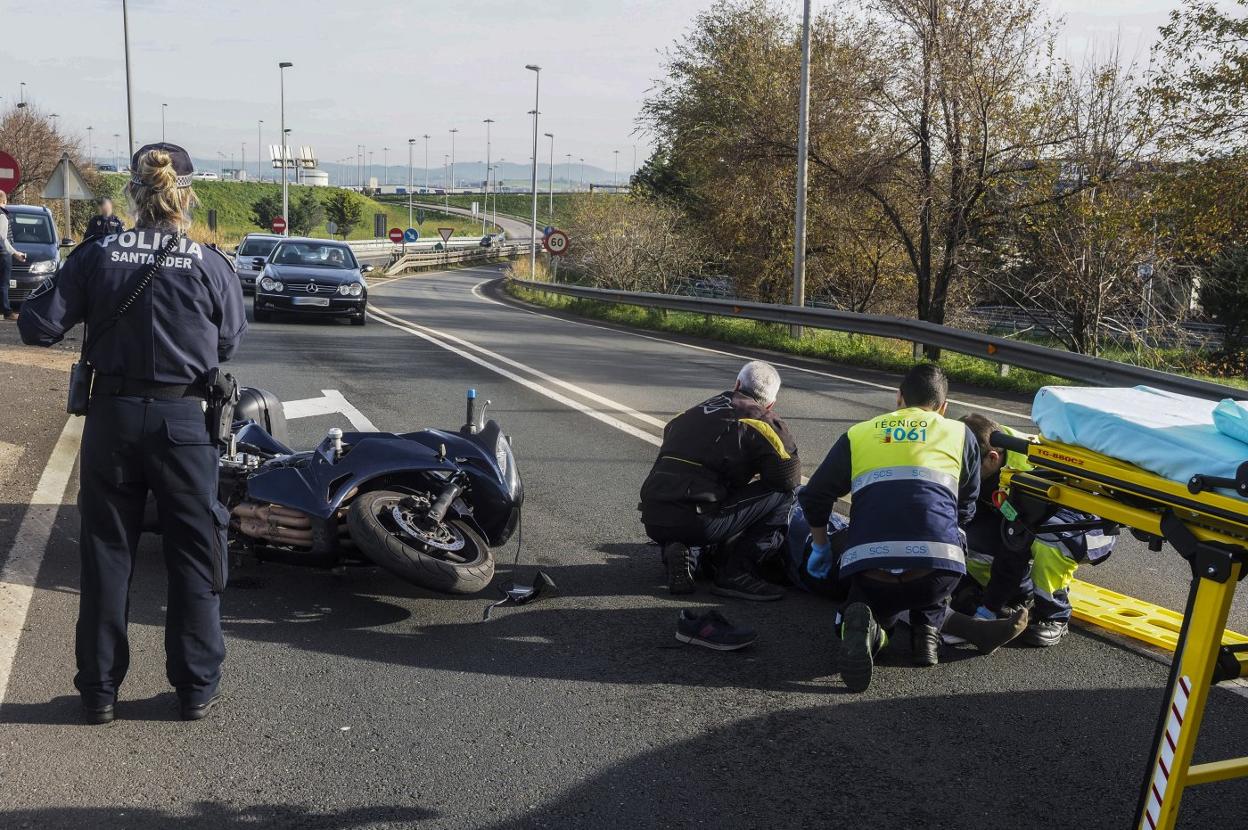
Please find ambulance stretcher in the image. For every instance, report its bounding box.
[989,387,1248,830]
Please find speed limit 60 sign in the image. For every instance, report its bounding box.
[543,229,570,256]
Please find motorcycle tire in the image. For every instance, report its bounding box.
[347,489,495,594]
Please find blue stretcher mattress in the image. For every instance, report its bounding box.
[1031,386,1248,489]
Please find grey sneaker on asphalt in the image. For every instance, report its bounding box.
[1022,618,1069,648]
[840,602,885,693]
[710,571,784,602]
[676,609,757,651]
[663,542,695,595]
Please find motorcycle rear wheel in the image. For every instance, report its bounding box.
[348,489,494,594]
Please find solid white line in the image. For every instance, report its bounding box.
[367,306,662,447]
[466,278,1032,421]
[0,416,84,708]
[283,395,345,420]
[370,301,666,430]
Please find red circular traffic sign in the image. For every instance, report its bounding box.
[389,227,404,243]
[271,215,287,234]
[0,151,21,195]
[543,229,570,256]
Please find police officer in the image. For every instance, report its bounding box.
[84,196,125,238]
[640,360,801,601]
[19,143,246,724]
[800,363,980,692]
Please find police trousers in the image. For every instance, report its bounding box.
[75,395,228,707]
[644,483,794,576]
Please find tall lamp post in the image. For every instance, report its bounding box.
[791,0,812,336]
[161,104,167,142]
[257,120,263,182]
[543,132,555,220]
[278,61,293,234]
[122,0,136,156]
[383,147,389,185]
[580,157,585,191]
[613,149,619,187]
[525,64,541,278]
[422,134,430,195]
[87,126,93,164]
[448,127,458,195]
[113,133,120,170]
[482,118,494,234]
[407,138,415,229]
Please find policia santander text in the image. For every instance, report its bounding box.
[799,363,979,692]
[19,143,246,724]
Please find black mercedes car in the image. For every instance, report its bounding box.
[252,238,372,325]
[6,205,71,305]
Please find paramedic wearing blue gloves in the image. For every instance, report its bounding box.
[800,363,980,692]
[19,143,246,724]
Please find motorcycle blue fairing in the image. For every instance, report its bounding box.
[242,422,522,547]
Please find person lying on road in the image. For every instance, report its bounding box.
[639,360,801,602]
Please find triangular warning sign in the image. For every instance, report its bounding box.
[438,227,454,243]
[42,154,94,200]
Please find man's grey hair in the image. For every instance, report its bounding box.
[736,360,782,406]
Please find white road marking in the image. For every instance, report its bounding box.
[367,306,662,447]
[0,416,84,708]
[283,390,378,431]
[465,278,1032,421]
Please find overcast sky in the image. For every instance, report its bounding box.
[1,1,1225,175]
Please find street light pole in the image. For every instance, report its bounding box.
[86,126,93,163]
[482,118,493,234]
[257,120,263,182]
[279,61,293,234]
[449,127,458,196]
[383,146,389,185]
[525,64,541,279]
[113,133,120,170]
[122,0,136,156]
[543,133,555,220]
[161,104,167,142]
[407,138,415,229]
[613,149,619,187]
[422,134,430,195]
[580,157,585,191]
[791,0,812,336]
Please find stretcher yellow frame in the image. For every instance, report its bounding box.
[997,437,1248,830]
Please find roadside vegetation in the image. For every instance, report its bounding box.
[536,0,1248,385]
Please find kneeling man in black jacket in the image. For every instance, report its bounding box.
[640,361,801,601]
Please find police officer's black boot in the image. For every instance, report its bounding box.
[911,623,941,667]
[82,702,115,725]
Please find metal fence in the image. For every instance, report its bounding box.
[510,278,1244,401]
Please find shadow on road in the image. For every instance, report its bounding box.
[0,802,435,830]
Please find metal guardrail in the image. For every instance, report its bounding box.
[511,279,1245,401]
[385,243,530,276]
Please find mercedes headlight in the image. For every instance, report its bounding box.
[272,281,284,292]
[28,260,56,276]
[260,276,276,292]
[349,282,363,297]
[338,284,351,296]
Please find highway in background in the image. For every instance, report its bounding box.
[1,264,1244,828]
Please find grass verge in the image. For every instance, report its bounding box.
[506,281,1066,395]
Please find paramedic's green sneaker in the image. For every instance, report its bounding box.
[839,602,885,693]
[1022,619,1068,648]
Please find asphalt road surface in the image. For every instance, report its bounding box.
[1,265,1246,829]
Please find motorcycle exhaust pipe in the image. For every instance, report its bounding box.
[232,502,313,529]
[425,483,463,525]
[234,517,315,546]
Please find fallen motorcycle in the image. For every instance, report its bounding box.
[219,387,522,594]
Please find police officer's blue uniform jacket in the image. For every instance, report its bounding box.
[799,408,980,578]
[19,228,245,379]
[17,218,245,713]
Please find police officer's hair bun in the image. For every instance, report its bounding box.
[126,149,198,233]
[138,149,178,192]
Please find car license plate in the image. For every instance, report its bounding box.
[292,297,330,307]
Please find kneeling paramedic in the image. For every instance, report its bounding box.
[19,143,246,723]
[799,363,979,692]
[640,361,801,601]
[959,414,1117,647]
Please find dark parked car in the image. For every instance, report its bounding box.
[233,232,283,293]
[6,205,71,305]
[253,237,371,325]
